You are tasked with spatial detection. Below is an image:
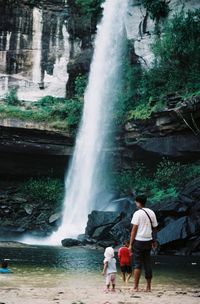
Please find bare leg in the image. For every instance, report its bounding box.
[126,272,132,283]
[146,278,151,292]
[134,268,141,291]
[105,284,110,292]
[112,284,116,292]
[121,272,126,282]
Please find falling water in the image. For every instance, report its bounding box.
[32,8,42,83]
[50,0,128,243]
[20,0,128,245]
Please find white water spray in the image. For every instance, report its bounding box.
[52,0,128,242]
[32,7,42,83]
[21,0,128,245]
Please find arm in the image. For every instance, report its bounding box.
[129,224,138,251]
[118,248,121,261]
[102,261,108,275]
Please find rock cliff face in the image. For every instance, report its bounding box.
[0,0,69,101]
[0,120,73,178]
[125,0,200,67]
[120,95,200,166]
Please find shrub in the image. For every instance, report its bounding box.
[142,0,170,21]
[74,74,88,98]
[122,9,200,121]
[75,0,103,17]
[154,159,185,188]
[6,88,20,106]
[21,178,64,207]
[111,160,200,204]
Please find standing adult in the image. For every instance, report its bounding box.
[129,195,158,292]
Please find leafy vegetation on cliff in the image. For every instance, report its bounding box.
[0,75,86,133]
[74,0,103,17]
[124,9,200,120]
[142,0,170,21]
[112,159,200,203]
[21,178,64,209]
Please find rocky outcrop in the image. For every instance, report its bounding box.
[0,182,62,237]
[0,0,69,101]
[0,122,73,177]
[120,95,200,164]
[81,178,200,255]
[61,238,81,247]
[126,0,200,67]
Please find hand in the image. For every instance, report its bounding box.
[152,240,158,249]
[128,245,133,252]
[102,271,105,276]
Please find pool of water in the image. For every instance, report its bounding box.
[0,246,199,289]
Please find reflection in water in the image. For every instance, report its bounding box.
[0,246,199,289]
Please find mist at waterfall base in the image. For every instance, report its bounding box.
[20,0,128,246]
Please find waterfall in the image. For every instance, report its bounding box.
[20,0,128,246]
[32,8,42,83]
[50,0,128,243]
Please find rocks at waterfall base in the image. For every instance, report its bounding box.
[69,178,200,256]
[0,183,62,238]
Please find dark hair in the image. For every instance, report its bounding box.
[124,240,130,246]
[135,195,147,206]
[2,260,8,269]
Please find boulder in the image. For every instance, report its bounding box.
[158,216,199,246]
[92,224,113,240]
[109,197,135,213]
[49,213,61,224]
[97,240,116,249]
[61,238,82,247]
[24,204,33,215]
[85,211,121,236]
[110,216,132,245]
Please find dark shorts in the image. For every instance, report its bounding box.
[120,265,132,274]
[133,240,152,279]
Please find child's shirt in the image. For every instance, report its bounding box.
[118,247,132,266]
[104,257,117,275]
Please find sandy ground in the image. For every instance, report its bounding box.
[0,285,200,304]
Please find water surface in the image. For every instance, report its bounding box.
[0,246,199,289]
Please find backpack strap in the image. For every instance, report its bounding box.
[141,208,153,230]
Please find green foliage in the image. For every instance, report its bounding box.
[142,0,170,21]
[152,10,200,93]
[111,160,200,204]
[122,9,200,122]
[75,0,104,17]
[74,74,88,97]
[21,178,64,207]
[0,93,83,133]
[6,88,20,106]
[154,159,184,188]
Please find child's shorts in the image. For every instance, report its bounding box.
[106,273,116,285]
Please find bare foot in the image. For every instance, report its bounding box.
[131,287,139,292]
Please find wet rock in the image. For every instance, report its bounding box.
[158,216,199,246]
[12,196,27,203]
[109,197,135,213]
[85,211,121,236]
[61,238,82,247]
[24,204,33,215]
[92,224,113,240]
[49,213,61,224]
[110,216,132,244]
[97,240,116,249]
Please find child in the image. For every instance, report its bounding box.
[102,247,117,293]
[118,241,132,283]
[0,259,12,274]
